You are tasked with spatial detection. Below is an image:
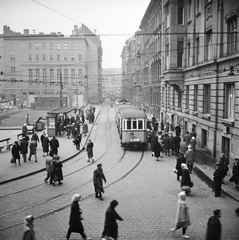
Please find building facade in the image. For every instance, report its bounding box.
[0,24,102,110]
[122,0,239,166]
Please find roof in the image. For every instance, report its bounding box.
[117,104,136,111]
[120,109,147,119]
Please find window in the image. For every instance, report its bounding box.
[188,0,192,19]
[166,8,170,28]
[42,43,46,48]
[10,43,15,50]
[49,43,53,49]
[71,55,75,61]
[10,55,15,61]
[56,43,61,49]
[78,55,82,60]
[195,37,200,64]
[227,17,237,55]
[43,55,46,61]
[178,91,182,108]
[64,55,67,61]
[225,84,235,119]
[178,0,184,25]
[132,120,137,129]
[78,69,82,85]
[50,69,54,85]
[186,85,189,109]
[28,43,32,49]
[57,55,60,60]
[78,43,82,49]
[196,0,200,13]
[187,42,190,67]
[64,43,68,49]
[177,41,183,67]
[43,69,47,85]
[11,67,15,72]
[36,55,39,61]
[50,55,53,61]
[71,43,75,49]
[202,129,207,148]
[203,84,211,114]
[57,69,61,82]
[205,30,212,61]
[64,69,68,85]
[166,44,169,69]
[194,85,198,111]
[29,69,33,85]
[126,120,131,129]
[71,69,75,85]
[35,43,39,49]
[35,69,40,85]
[29,55,32,61]
[138,120,143,129]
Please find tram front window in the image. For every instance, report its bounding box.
[138,120,143,129]
[133,120,137,129]
[127,120,131,129]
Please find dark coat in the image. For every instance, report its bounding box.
[42,137,50,153]
[229,161,239,185]
[20,139,28,154]
[213,167,223,196]
[68,201,84,233]
[11,143,21,159]
[50,138,59,155]
[175,156,186,176]
[93,168,106,193]
[153,140,162,158]
[174,135,181,149]
[181,169,192,188]
[219,156,229,177]
[102,205,123,239]
[29,140,37,155]
[162,136,170,150]
[206,215,221,240]
[86,142,94,158]
[54,160,63,181]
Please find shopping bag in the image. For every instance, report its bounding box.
[10,156,15,164]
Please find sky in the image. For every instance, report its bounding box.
[0,0,151,68]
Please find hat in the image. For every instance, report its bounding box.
[97,164,102,167]
[110,200,118,207]
[24,215,34,224]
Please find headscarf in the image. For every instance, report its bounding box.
[178,191,186,204]
[24,215,34,226]
[181,163,188,170]
[71,194,81,203]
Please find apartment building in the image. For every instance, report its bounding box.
[0,24,102,109]
[122,0,239,166]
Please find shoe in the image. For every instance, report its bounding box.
[35,161,37,162]
[170,228,176,233]
[100,197,103,201]
[59,182,63,185]
[28,159,31,161]
[52,182,55,186]
[44,179,47,183]
[182,234,190,239]
[87,160,90,162]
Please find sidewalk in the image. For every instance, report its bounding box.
[0,105,100,184]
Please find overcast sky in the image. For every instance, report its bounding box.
[0,0,151,68]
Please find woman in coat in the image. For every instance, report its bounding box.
[66,194,91,240]
[170,191,190,239]
[42,135,50,157]
[181,163,193,195]
[53,155,63,185]
[102,200,123,240]
[213,164,224,197]
[152,137,162,161]
[229,158,239,191]
[11,141,21,165]
[185,146,194,173]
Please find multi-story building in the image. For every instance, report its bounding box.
[122,0,239,167]
[0,24,102,110]
[102,68,122,100]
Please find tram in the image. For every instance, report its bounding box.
[115,104,136,129]
[118,108,148,149]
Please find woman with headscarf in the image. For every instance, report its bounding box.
[102,200,123,240]
[66,194,91,240]
[22,215,35,240]
[11,141,21,166]
[170,191,190,239]
[181,163,193,195]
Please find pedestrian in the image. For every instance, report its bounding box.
[40,131,46,150]
[50,136,59,156]
[22,215,35,240]
[28,137,37,162]
[66,194,91,240]
[175,124,181,136]
[174,153,186,181]
[152,137,162,161]
[162,133,170,156]
[229,158,239,191]
[102,200,123,240]
[185,146,194,173]
[181,163,193,195]
[218,153,229,183]
[11,141,21,166]
[82,123,88,136]
[213,163,224,197]
[20,137,28,163]
[149,131,156,151]
[25,113,30,125]
[74,133,82,150]
[86,139,94,163]
[169,133,175,156]
[53,155,63,185]
[183,131,191,153]
[22,123,28,135]
[32,132,39,144]
[44,150,55,185]
[174,135,181,156]
[93,163,106,200]
[189,136,196,152]
[42,135,50,157]
[170,191,190,239]
[205,209,221,240]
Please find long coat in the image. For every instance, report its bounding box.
[29,140,37,155]
[206,215,221,240]
[86,142,94,158]
[22,221,35,240]
[50,138,59,155]
[93,168,106,193]
[20,140,28,154]
[54,160,63,181]
[229,161,239,185]
[175,156,186,176]
[102,205,123,239]
[68,201,85,234]
[213,167,223,196]
[181,169,192,188]
[153,140,162,158]
[11,143,21,159]
[185,150,194,166]
[175,202,190,228]
[42,137,50,153]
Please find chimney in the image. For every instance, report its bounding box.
[24,29,29,35]
[74,25,78,30]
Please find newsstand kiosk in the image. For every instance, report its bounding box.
[47,112,57,137]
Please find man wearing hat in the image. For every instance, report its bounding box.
[213,163,224,197]
[93,164,106,200]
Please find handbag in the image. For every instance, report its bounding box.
[10,156,15,164]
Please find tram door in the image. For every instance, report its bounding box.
[222,136,230,165]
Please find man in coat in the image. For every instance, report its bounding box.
[183,131,192,151]
[28,137,37,162]
[162,134,171,156]
[102,200,123,240]
[205,209,221,240]
[213,163,224,197]
[20,137,29,162]
[86,139,94,162]
[174,135,181,156]
[93,164,106,200]
[175,153,186,181]
[152,137,162,161]
[50,136,59,155]
[42,135,50,157]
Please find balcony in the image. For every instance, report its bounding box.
[221,118,234,127]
